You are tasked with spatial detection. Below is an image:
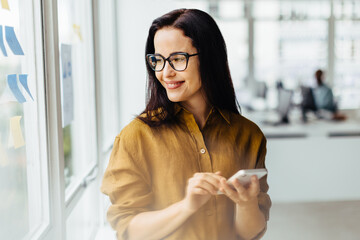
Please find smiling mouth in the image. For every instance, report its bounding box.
[165,81,185,89]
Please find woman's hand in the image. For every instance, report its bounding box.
[182,171,224,212]
[219,175,260,206]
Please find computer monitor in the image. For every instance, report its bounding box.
[277,88,293,124]
[254,81,267,99]
[300,86,317,122]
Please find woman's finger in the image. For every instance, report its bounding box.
[193,172,224,192]
[232,179,251,201]
[232,179,247,195]
[190,177,219,195]
[248,175,260,197]
[190,187,209,195]
[220,178,240,201]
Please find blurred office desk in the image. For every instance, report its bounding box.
[245,109,360,139]
[244,110,360,203]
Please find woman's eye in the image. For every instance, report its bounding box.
[172,56,185,62]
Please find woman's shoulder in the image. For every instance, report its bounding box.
[116,117,153,140]
[226,111,265,138]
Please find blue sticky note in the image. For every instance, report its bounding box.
[0,25,7,56]
[19,74,34,101]
[7,74,26,103]
[5,26,24,55]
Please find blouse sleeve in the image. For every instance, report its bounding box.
[253,135,272,240]
[256,136,271,220]
[101,128,154,240]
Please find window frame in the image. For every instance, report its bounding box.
[21,0,51,238]
[40,0,66,238]
[40,0,111,238]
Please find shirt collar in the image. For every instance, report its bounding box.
[217,108,231,125]
[174,103,231,125]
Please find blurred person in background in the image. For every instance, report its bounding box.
[313,69,346,120]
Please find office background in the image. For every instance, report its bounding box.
[0,0,359,239]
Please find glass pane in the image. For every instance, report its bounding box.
[66,183,100,239]
[254,19,327,109]
[254,20,328,89]
[253,0,280,19]
[334,20,360,109]
[217,20,248,90]
[97,1,119,149]
[57,0,97,189]
[174,1,208,12]
[334,0,360,19]
[0,0,47,238]
[253,0,330,20]
[218,1,245,19]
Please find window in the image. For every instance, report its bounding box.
[57,0,97,192]
[218,20,248,90]
[0,0,49,239]
[0,0,121,239]
[174,0,360,111]
[334,0,360,109]
[254,20,328,87]
[57,0,99,238]
[216,1,248,90]
[253,1,329,108]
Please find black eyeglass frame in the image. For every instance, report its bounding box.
[146,52,199,72]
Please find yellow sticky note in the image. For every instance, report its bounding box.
[1,0,10,10]
[0,134,9,167]
[8,116,25,149]
[73,24,83,41]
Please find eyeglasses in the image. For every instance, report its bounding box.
[146,52,199,72]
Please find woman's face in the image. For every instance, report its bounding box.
[153,27,205,108]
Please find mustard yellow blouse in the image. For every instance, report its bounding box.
[101,106,271,240]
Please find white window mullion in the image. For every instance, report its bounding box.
[20,0,41,235]
[328,0,335,87]
[40,0,65,239]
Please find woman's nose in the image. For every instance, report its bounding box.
[162,61,176,77]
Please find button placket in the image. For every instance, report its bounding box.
[183,111,212,172]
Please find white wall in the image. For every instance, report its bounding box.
[266,136,360,203]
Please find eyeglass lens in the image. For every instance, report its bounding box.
[148,54,188,71]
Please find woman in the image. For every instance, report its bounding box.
[101,9,271,240]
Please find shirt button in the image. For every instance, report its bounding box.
[200,148,206,154]
[206,210,212,216]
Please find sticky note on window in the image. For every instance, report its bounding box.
[5,26,24,55]
[1,0,10,10]
[0,134,9,167]
[8,116,25,149]
[72,24,83,41]
[0,25,8,56]
[7,74,26,103]
[19,74,34,101]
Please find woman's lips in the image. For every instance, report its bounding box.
[165,81,185,89]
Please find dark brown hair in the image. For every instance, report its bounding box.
[315,69,324,86]
[138,8,240,126]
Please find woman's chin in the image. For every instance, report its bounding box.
[167,97,182,103]
[166,94,184,103]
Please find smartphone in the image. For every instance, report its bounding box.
[218,168,267,194]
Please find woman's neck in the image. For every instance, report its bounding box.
[181,100,211,129]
